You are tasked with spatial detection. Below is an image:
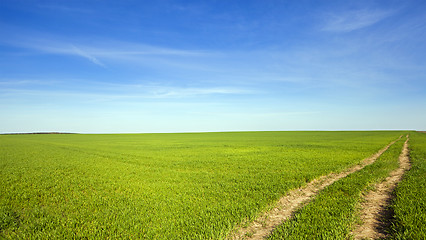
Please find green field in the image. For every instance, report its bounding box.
[269,135,405,239]
[0,131,416,239]
[390,132,426,239]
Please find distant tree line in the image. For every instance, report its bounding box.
[1,132,76,135]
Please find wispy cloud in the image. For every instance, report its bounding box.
[321,9,394,32]
[96,82,253,99]
[0,80,253,102]
[71,45,106,67]
[0,26,209,67]
[146,86,251,98]
[37,4,92,14]
[0,79,59,86]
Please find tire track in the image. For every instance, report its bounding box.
[352,135,410,239]
[228,136,402,240]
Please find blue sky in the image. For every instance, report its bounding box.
[1,0,425,133]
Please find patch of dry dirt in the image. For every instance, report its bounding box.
[228,136,402,240]
[351,136,410,240]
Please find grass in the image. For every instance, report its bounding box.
[268,135,405,240]
[0,131,403,239]
[389,132,426,239]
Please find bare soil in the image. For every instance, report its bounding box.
[228,136,401,240]
[351,136,410,239]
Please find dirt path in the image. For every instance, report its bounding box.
[228,136,401,240]
[351,135,410,239]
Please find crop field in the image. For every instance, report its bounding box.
[389,132,426,239]
[269,135,405,239]
[1,131,423,239]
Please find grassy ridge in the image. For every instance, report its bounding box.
[268,135,405,240]
[390,132,426,239]
[0,131,402,239]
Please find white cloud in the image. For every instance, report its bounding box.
[0,26,208,67]
[0,82,252,102]
[0,79,59,86]
[148,86,250,98]
[321,9,394,32]
[37,4,92,13]
[71,45,106,67]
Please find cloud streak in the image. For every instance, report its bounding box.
[0,26,209,67]
[0,81,252,102]
[37,4,92,14]
[321,9,394,32]
[71,45,106,67]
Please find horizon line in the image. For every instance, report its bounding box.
[0,129,420,135]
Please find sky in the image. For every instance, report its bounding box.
[1,0,426,133]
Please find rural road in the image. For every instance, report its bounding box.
[352,135,410,239]
[229,136,402,240]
